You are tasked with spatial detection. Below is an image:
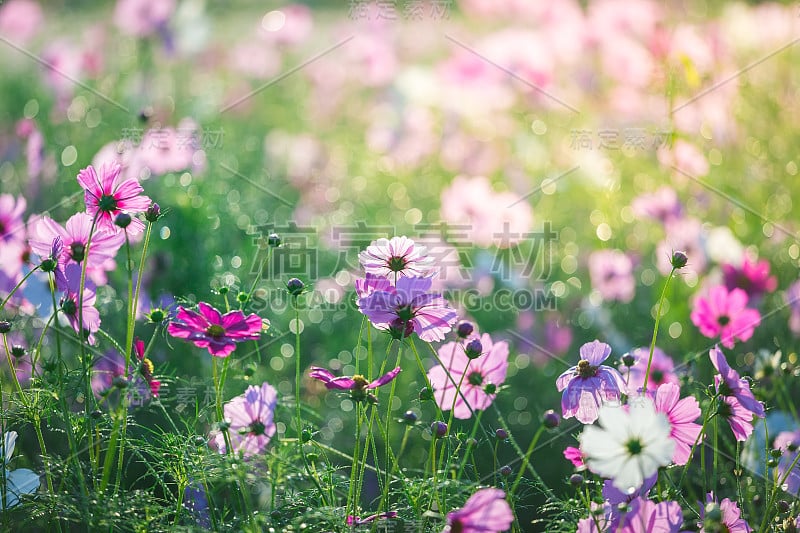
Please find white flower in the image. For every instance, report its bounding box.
[1,431,40,510]
[579,397,674,493]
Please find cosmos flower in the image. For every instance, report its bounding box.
[699,494,752,533]
[690,286,761,349]
[577,497,683,533]
[167,302,262,357]
[76,163,151,235]
[619,346,679,395]
[580,397,674,492]
[358,236,435,280]
[722,256,777,300]
[427,333,508,419]
[443,488,513,533]
[0,431,40,509]
[213,382,277,456]
[58,264,100,345]
[653,383,703,465]
[563,446,585,469]
[556,340,626,424]
[774,429,800,496]
[354,273,392,299]
[357,275,458,342]
[709,346,764,418]
[0,194,26,247]
[630,186,682,223]
[588,249,636,303]
[717,395,755,442]
[308,366,401,403]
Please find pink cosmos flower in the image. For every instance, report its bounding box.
[620,346,679,395]
[563,446,585,468]
[357,275,458,342]
[556,340,626,424]
[358,236,435,280]
[588,249,636,303]
[138,122,204,177]
[722,256,777,300]
[718,395,755,442]
[0,194,26,247]
[113,0,175,37]
[699,494,752,533]
[354,273,393,299]
[653,383,703,465]
[690,286,761,349]
[773,429,800,496]
[77,163,152,235]
[29,213,124,273]
[213,382,277,456]
[58,264,100,345]
[309,366,400,403]
[577,497,683,533]
[444,488,513,533]
[167,302,262,357]
[0,0,43,45]
[631,186,682,223]
[427,333,509,419]
[709,346,765,418]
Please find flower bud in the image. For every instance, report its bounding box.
[287,278,305,296]
[542,409,560,429]
[419,386,433,402]
[268,233,281,247]
[0,321,11,334]
[301,428,313,442]
[465,338,483,359]
[495,428,509,440]
[112,376,128,389]
[431,421,447,438]
[670,251,688,269]
[622,353,636,367]
[484,383,497,395]
[114,213,132,229]
[40,258,57,272]
[402,411,418,424]
[777,500,790,514]
[456,321,474,338]
[499,465,512,477]
[569,473,584,486]
[145,203,161,222]
[10,345,26,358]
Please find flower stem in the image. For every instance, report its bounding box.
[509,425,545,498]
[642,267,676,396]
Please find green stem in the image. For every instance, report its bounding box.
[0,265,40,311]
[509,425,545,497]
[457,409,484,479]
[642,267,675,395]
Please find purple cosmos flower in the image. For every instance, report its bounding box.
[577,497,683,533]
[602,473,657,506]
[556,340,626,424]
[444,488,513,533]
[0,194,26,247]
[588,249,636,303]
[653,383,703,465]
[690,286,761,349]
[427,333,508,419]
[354,273,392,299]
[718,395,755,442]
[709,346,765,418]
[620,346,680,395]
[309,366,400,403]
[213,382,277,456]
[58,264,100,345]
[91,349,126,398]
[167,302,262,357]
[358,236,435,280]
[29,213,124,271]
[699,494,752,533]
[77,163,151,235]
[774,429,800,496]
[722,256,777,300]
[357,275,458,342]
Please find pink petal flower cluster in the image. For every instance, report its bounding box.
[309,366,401,404]
[691,286,761,349]
[168,302,262,357]
[427,332,509,419]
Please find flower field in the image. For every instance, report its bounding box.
[1,0,800,531]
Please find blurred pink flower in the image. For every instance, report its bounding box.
[656,217,706,276]
[563,446,585,468]
[0,194,26,248]
[309,366,400,404]
[428,333,509,419]
[787,280,800,335]
[774,429,800,496]
[631,186,682,223]
[658,140,709,177]
[718,395,755,442]
[577,497,682,533]
[0,0,43,45]
[445,488,513,533]
[691,287,761,349]
[700,494,752,533]
[138,122,204,177]
[259,4,312,46]
[620,346,679,394]
[114,0,175,37]
[168,302,262,357]
[709,346,764,418]
[588,249,636,303]
[58,264,100,345]
[722,256,777,300]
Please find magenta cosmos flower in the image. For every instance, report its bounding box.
[443,488,513,533]
[309,366,401,403]
[168,302,262,357]
[358,236,435,280]
[620,346,679,395]
[653,383,703,465]
[213,382,277,456]
[691,286,761,349]
[357,275,458,342]
[427,333,509,419]
[577,497,683,533]
[77,163,151,235]
[563,446,585,468]
[710,346,765,418]
[774,429,800,496]
[699,494,752,533]
[718,395,755,442]
[588,249,636,303]
[556,340,626,424]
[722,256,777,300]
[29,213,124,270]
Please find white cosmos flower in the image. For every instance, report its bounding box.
[579,397,674,493]
[1,431,40,510]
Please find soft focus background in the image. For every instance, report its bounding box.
[2,0,800,529]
